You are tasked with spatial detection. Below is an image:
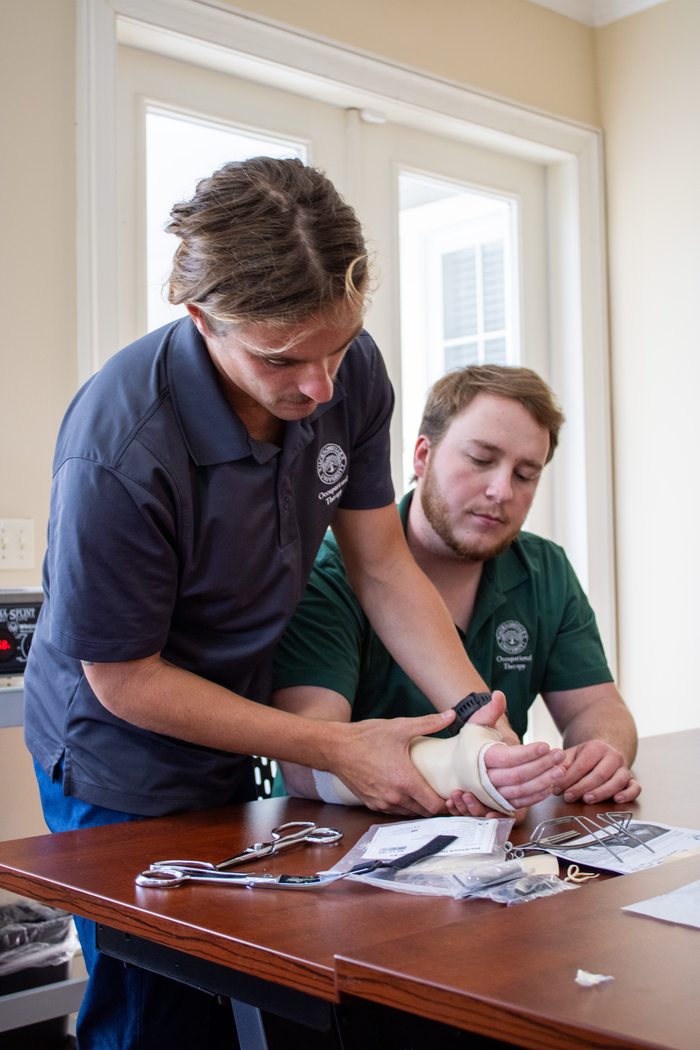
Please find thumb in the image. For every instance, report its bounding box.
[466,690,506,727]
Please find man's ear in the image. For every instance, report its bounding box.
[185,304,212,339]
[413,435,432,480]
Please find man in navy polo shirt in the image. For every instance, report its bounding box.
[25,160,567,1048]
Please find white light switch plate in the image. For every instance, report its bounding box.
[0,519,35,570]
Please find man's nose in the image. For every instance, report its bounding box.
[298,362,335,404]
[485,469,512,502]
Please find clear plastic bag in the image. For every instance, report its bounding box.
[0,900,80,976]
[451,867,578,904]
[326,817,514,896]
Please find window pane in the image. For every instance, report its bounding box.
[443,248,477,340]
[482,241,506,332]
[146,109,306,333]
[445,342,479,370]
[399,172,519,490]
[484,337,507,364]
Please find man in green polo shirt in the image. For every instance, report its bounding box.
[272,364,640,816]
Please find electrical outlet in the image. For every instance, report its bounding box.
[0,519,35,570]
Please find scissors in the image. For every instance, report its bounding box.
[136,866,356,891]
[136,833,458,891]
[148,821,343,875]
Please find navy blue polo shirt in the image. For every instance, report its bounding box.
[24,317,394,815]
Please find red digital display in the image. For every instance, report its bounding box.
[0,639,11,651]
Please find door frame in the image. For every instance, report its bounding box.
[77,0,616,669]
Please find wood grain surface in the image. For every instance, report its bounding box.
[334,729,700,1050]
[0,729,697,1044]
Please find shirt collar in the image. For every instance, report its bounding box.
[166,317,347,466]
[167,318,252,465]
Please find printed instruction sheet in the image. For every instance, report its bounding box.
[546,821,700,874]
[363,816,498,860]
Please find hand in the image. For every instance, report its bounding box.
[445,739,567,819]
[328,709,456,817]
[551,739,641,804]
[446,792,529,827]
[444,690,567,822]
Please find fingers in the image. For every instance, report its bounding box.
[549,741,636,804]
[446,791,529,825]
[466,691,506,728]
[484,740,552,769]
[414,709,456,736]
[613,778,641,803]
[446,790,491,818]
[486,744,566,787]
[482,743,566,807]
[351,768,447,817]
[563,765,637,804]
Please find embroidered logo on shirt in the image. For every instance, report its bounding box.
[495,620,529,655]
[317,443,347,485]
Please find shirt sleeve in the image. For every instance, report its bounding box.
[46,457,179,662]
[271,540,366,705]
[338,333,395,511]
[538,551,614,694]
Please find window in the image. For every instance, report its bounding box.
[146,108,305,332]
[398,173,519,487]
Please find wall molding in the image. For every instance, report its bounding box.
[76,0,617,666]
[525,0,670,28]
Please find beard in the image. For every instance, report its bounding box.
[420,462,520,563]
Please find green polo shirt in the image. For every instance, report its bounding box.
[272,491,613,740]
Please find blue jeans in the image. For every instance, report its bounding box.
[35,759,251,1050]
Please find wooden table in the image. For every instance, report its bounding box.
[0,730,698,1049]
[336,730,700,1050]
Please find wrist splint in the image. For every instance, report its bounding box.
[315,724,514,815]
[409,724,514,816]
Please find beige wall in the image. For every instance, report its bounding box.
[221,0,600,126]
[0,0,76,841]
[596,0,700,737]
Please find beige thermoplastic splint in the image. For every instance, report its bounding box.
[409,724,515,816]
[323,724,514,814]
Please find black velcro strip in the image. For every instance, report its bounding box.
[388,834,457,870]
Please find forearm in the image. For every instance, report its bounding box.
[87,660,454,815]
[345,559,487,708]
[84,656,348,769]
[558,694,637,765]
[278,761,320,799]
[272,687,350,800]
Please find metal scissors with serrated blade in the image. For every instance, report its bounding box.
[148,821,343,875]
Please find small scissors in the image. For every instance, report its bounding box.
[148,821,343,875]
